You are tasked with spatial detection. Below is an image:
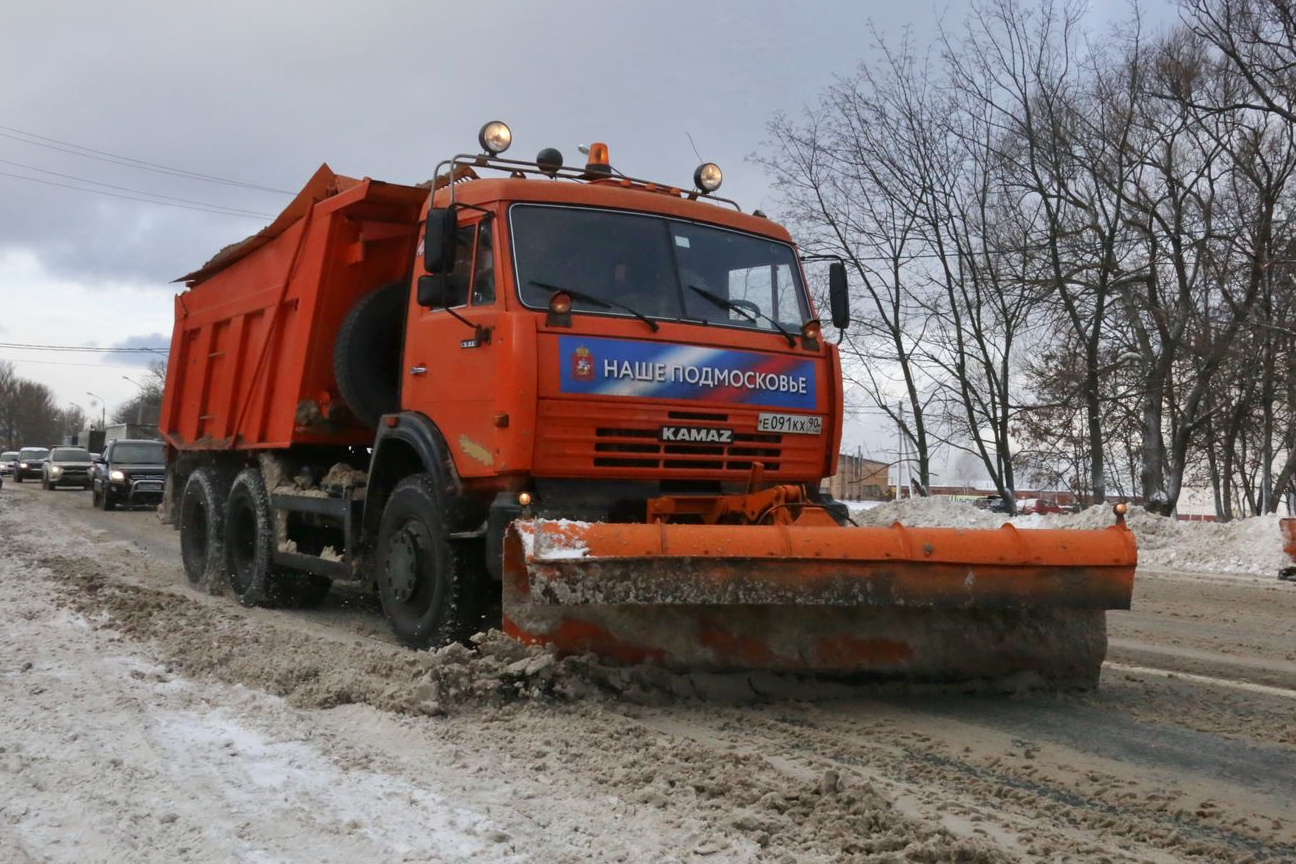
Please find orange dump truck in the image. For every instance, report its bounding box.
[160,122,1137,686]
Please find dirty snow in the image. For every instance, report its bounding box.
[850,498,1291,577]
[516,519,592,560]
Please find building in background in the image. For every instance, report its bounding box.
[822,453,889,501]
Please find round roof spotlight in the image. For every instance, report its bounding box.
[478,120,512,155]
[536,147,564,177]
[694,162,723,193]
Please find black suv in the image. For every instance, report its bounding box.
[13,447,49,482]
[91,439,166,510]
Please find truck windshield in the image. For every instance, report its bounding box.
[511,205,810,333]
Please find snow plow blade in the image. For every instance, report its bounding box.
[502,520,1137,687]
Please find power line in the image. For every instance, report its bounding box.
[0,157,274,218]
[0,124,292,195]
[0,170,272,219]
[0,341,168,355]
[0,356,161,370]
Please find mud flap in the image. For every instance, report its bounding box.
[502,520,1136,686]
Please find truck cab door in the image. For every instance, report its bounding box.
[403,216,502,478]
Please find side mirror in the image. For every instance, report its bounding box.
[828,262,850,330]
[417,274,449,308]
[423,206,458,273]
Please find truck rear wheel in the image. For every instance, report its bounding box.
[180,467,231,592]
[376,473,477,649]
[334,281,406,428]
[225,467,333,608]
[224,468,282,607]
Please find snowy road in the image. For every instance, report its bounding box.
[2,481,1294,863]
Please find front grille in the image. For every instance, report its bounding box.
[594,426,782,471]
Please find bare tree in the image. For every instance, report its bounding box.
[112,361,167,426]
[760,33,942,494]
[1183,0,1296,121]
[59,404,88,441]
[0,362,62,448]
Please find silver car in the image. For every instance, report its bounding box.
[42,446,94,490]
[0,451,17,476]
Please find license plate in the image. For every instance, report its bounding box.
[756,413,822,435]
[135,481,163,492]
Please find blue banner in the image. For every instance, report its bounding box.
[558,336,817,410]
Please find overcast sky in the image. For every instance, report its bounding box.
[0,0,1177,469]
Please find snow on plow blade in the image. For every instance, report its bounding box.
[502,520,1137,687]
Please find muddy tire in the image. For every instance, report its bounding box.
[98,485,116,511]
[334,281,406,428]
[376,473,478,649]
[224,468,287,608]
[179,467,232,592]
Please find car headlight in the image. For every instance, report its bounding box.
[50,466,62,477]
[19,462,28,469]
[110,469,126,482]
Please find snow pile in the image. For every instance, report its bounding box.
[851,497,1004,529]
[1032,505,1287,576]
[850,497,1290,577]
[1131,512,1287,576]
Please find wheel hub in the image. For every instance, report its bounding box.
[386,526,421,603]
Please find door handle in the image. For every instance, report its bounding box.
[409,366,427,376]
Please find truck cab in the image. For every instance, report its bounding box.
[400,166,845,533]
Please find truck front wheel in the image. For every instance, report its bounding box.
[180,467,230,592]
[376,473,476,649]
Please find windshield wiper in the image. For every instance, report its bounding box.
[688,285,796,347]
[528,280,659,332]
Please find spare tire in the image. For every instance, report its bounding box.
[334,281,408,428]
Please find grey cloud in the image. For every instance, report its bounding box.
[0,0,917,286]
[105,333,170,368]
[0,0,1175,290]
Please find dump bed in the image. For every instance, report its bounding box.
[160,166,427,451]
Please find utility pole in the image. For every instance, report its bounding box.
[896,400,906,500]
[86,392,105,430]
[122,375,149,425]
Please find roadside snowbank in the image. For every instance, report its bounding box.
[850,498,1288,577]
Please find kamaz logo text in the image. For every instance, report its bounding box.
[660,426,734,444]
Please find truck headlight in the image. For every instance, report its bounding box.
[110,469,126,482]
[693,162,723,193]
[478,120,512,155]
